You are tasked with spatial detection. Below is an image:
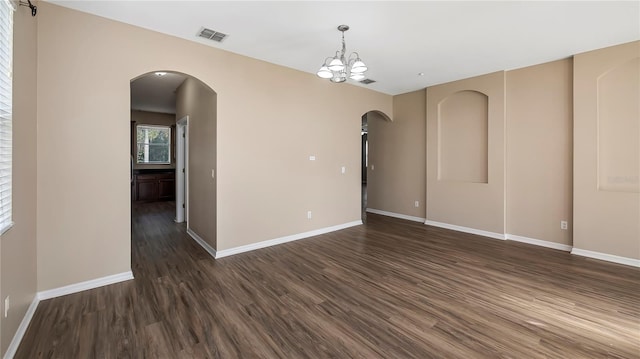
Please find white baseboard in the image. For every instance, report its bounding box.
[216,220,363,259]
[424,220,506,240]
[3,296,39,359]
[187,227,217,259]
[37,271,134,301]
[366,208,425,223]
[506,234,572,252]
[571,248,640,268]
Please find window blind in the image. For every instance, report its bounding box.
[0,0,13,234]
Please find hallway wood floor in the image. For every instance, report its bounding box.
[15,201,640,358]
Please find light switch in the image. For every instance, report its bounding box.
[341,166,346,174]
[211,169,215,179]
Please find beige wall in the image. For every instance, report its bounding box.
[131,110,176,169]
[35,2,391,287]
[0,5,38,355]
[426,72,506,234]
[176,78,217,248]
[573,41,639,259]
[367,90,426,219]
[506,59,573,245]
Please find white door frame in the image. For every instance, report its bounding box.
[176,115,189,223]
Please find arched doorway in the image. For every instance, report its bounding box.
[361,110,392,223]
[130,71,217,272]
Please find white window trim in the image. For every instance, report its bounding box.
[0,0,14,235]
[135,124,172,165]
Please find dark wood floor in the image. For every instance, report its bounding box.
[16,201,640,358]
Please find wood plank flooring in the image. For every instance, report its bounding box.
[15,201,640,358]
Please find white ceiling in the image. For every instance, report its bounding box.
[131,72,186,113]
[50,1,639,96]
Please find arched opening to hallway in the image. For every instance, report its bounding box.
[129,71,217,277]
[361,110,392,223]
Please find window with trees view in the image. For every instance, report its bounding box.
[136,125,171,164]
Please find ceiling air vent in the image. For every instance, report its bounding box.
[359,78,376,85]
[197,27,228,42]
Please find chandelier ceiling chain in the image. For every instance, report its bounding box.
[317,25,368,83]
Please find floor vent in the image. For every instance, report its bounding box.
[197,27,228,42]
[359,78,376,85]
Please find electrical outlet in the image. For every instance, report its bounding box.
[561,221,568,230]
[414,201,420,208]
[307,211,312,219]
[4,296,9,318]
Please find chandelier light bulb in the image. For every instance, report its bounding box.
[331,75,347,83]
[351,60,367,73]
[328,58,345,71]
[350,72,365,81]
[317,66,333,79]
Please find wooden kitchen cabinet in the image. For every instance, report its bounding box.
[133,171,175,202]
[158,175,175,200]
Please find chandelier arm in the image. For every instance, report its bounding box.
[347,52,360,66]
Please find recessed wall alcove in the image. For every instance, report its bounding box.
[437,90,489,183]
[597,57,640,193]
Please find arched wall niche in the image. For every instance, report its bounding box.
[596,57,639,193]
[437,90,489,184]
